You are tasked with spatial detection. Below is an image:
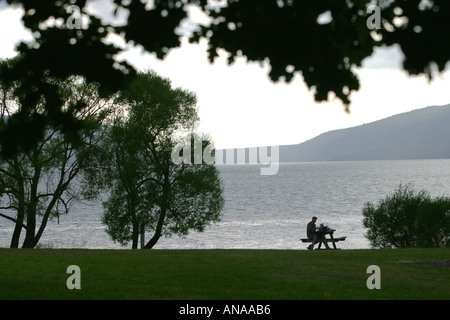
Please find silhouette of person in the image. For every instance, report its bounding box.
[306,216,329,250]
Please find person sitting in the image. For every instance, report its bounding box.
[306,216,330,250]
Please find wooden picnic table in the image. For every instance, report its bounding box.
[300,229,347,250]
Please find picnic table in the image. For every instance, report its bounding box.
[300,229,346,250]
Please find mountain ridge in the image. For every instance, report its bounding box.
[279,104,450,162]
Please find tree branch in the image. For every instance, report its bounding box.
[0,212,27,230]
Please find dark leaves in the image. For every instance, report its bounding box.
[1,0,449,156]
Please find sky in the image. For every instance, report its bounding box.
[1,2,449,149]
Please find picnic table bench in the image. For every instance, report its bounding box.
[300,229,346,250]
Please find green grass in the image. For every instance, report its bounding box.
[0,248,449,300]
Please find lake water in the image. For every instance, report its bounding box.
[1,159,450,249]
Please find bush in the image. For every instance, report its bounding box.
[362,184,450,248]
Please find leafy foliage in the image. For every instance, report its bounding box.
[83,71,224,249]
[0,68,111,248]
[1,0,449,156]
[362,184,450,248]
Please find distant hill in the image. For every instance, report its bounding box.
[279,104,450,162]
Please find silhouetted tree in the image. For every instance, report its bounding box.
[0,0,449,156]
[83,71,224,249]
[0,63,112,248]
[362,184,450,248]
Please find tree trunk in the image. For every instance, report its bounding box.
[22,207,36,248]
[140,224,145,249]
[144,176,169,249]
[22,165,41,248]
[10,157,25,248]
[131,227,139,249]
[10,222,22,248]
[144,176,170,249]
[144,206,166,249]
[129,196,139,249]
[10,208,24,248]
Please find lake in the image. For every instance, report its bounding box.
[1,159,450,249]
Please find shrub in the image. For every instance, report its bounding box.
[362,184,450,248]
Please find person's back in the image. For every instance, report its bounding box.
[307,216,317,238]
[307,220,316,238]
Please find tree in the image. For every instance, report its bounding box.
[362,184,450,248]
[415,196,450,248]
[83,115,148,249]
[0,0,449,156]
[141,133,224,249]
[0,63,111,248]
[83,71,224,249]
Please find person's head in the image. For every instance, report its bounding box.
[312,216,317,222]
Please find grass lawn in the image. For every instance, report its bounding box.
[0,248,448,300]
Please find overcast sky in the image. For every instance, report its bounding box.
[1,3,449,149]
